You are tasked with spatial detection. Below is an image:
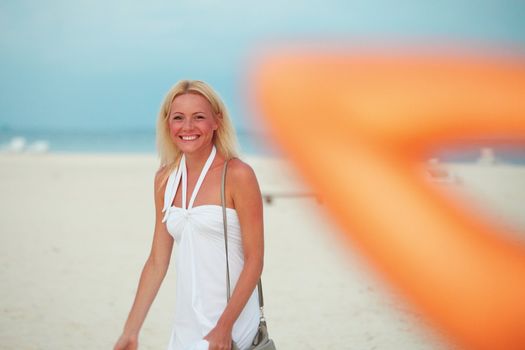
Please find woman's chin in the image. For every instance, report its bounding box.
[175,141,212,155]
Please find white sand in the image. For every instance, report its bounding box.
[1,153,524,350]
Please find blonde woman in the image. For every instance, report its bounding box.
[114,80,264,350]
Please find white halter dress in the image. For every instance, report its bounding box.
[162,146,260,350]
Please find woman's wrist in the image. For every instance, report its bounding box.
[216,315,235,330]
[122,325,140,338]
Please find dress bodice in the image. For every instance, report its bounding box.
[162,146,260,350]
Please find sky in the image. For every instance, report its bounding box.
[1,0,524,132]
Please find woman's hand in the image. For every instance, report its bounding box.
[113,332,139,350]
[204,322,233,350]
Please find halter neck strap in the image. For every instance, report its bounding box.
[183,145,217,209]
[161,145,217,222]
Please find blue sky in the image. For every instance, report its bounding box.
[1,0,524,132]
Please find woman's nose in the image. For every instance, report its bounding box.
[182,117,194,130]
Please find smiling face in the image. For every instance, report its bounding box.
[168,93,219,156]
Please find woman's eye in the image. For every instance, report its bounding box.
[195,115,205,119]
[171,115,183,120]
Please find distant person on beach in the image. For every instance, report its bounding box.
[114,80,265,350]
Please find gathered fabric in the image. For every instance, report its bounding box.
[163,146,260,350]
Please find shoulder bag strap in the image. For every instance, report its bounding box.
[221,160,265,316]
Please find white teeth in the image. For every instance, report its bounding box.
[181,135,198,141]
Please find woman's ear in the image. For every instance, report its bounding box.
[214,113,222,130]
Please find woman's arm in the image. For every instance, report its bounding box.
[205,159,264,349]
[114,167,175,350]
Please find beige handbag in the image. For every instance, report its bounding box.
[221,160,277,350]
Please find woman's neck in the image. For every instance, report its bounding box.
[183,144,215,173]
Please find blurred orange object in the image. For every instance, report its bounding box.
[253,51,525,350]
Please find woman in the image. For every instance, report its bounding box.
[114,80,264,350]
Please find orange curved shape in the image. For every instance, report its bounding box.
[252,51,525,350]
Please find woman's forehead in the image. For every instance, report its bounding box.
[171,93,213,112]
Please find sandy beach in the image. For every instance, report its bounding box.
[1,152,524,350]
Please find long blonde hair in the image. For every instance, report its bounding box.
[156,80,239,183]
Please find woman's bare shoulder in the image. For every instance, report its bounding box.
[227,158,256,179]
[227,158,260,193]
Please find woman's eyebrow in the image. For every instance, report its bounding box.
[170,111,206,115]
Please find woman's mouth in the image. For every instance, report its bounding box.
[180,135,199,141]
